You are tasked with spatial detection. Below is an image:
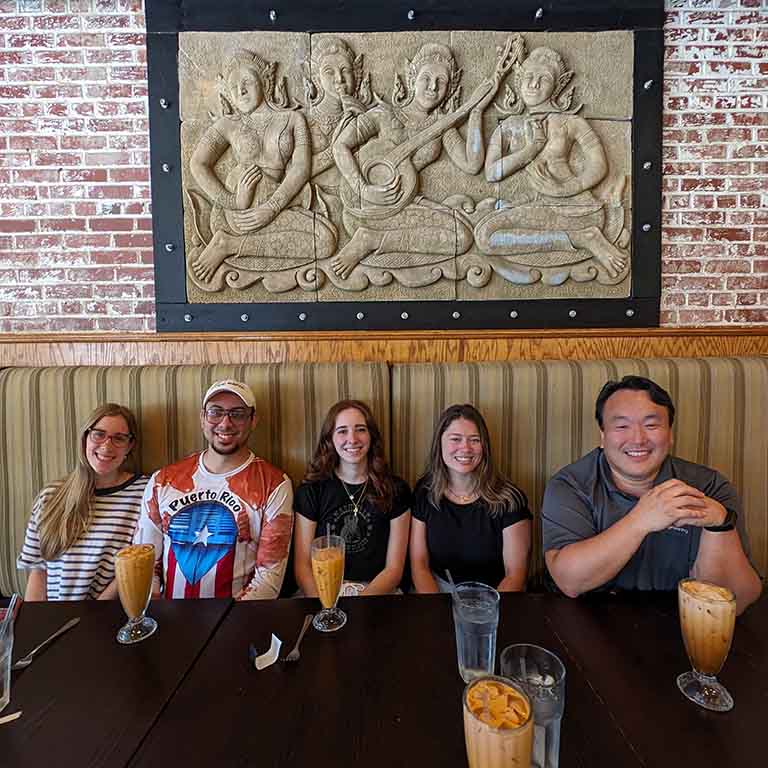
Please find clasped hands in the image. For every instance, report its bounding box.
[632,479,728,533]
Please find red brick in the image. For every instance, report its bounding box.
[84,14,132,29]
[89,217,135,231]
[0,16,29,31]
[56,32,105,47]
[659,310,678,325]
[703,161,752,175]
[711,293,735,307]
[681,211,725,226]
[86,184,134,199]
[731,112,768,126]
[681,112,727,127]
[7,165,57,185]
[703,260,753,274]
[7,34,54,48]
[33,84,83,98]
[736,293,758,306]
[687,292,711,307]
[0,185,38,199]
[727,178,767,192]
[662,260,702,274]
[35,50,83,64]
[0,219,36,233]
[95,316,145,331]
[85,151,131,166]
[726,276,768,290]
[680,178,727,191]
[734,46,766,58]
[0,51,32,65]
[33,15,81,30]
[724,309,768,323]
[15,234,64,249]
[34,152,82,166]
[61,169,107,183]
[62,233,110,248]
[667,276,724,291]
[732,144,768,158]
[0,85,32,99]
[108,167,148,182]
[61,135,107,150]
[706,228,751,242]
[679,145,727,160]
[677,310,724,324]
[113,233,151,248]
[706,128,753,142]
[39,218,86,232]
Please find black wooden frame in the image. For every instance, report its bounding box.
[146,0,664,331]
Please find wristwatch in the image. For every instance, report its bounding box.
[704,506,737,532]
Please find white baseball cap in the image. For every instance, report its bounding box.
[202,379,255,409]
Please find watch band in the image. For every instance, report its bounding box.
[704,506,736,532]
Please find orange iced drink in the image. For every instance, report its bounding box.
[115,544,154,619]
[679,579,736,675]
[311,546,344,609]
[463,676,534,768]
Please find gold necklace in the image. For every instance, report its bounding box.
[447,487,476,504]
[338,476,369,518]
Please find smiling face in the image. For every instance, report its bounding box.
[600,389,673,493]
[518,60,557,109]
[318,52,355,99]
[200,391,255,459]
[332,407,371,471]
[413,60,451,112]
[86,414,134,487]
[227,64,263,114]
[440,417,483,479]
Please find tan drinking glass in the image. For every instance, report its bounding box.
[310,534,346,633]
[463,675,534,768]
[677,578,736,712]
[115,544,158,645]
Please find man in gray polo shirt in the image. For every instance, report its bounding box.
[542,375,761,614]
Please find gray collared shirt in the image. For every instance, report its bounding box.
[541,448,746,592]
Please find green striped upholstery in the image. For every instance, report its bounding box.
[0,364,390,596]
[391,358,768,586]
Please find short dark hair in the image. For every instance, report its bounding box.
[595,376,675,429]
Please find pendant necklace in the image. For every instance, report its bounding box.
[338,475,369,518]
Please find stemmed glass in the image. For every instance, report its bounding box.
[310,535,347,633]
[115,544,158,645]
[677,578,736,712]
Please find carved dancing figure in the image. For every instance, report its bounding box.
[329,39,518,281]
[474,46,629,280]
[304,37,372,189]
[188,49,337,284]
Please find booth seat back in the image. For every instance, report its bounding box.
[0,363,390,596]
[391,358,768,585]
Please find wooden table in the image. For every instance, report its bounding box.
[0,597,230,768]
[2,593,766,768]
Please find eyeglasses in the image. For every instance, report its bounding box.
[87,429,133,447]
[204,406,253,425]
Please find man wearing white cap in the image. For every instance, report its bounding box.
[136,379,293,599]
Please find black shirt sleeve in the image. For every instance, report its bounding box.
[293,481,321,522]
[501,486,532,528]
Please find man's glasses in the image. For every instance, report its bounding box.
[87,429,133,447]
[204,406,252,425]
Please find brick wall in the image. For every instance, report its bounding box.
[0,0,765,332]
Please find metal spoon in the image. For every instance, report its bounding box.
[283,614,314,663]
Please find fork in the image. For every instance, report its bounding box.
[12,617,80,670]
[283,614,314,663]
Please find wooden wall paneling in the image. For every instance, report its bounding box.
[0,329,766,367]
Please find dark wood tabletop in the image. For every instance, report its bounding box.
[0,597,230,768]
[127,593,643,768]
[2,592,766,768]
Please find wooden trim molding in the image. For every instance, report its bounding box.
[0,328,766,366]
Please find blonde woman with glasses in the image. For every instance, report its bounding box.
[17,403,148,601]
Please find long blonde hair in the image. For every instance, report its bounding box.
[37,403,139,561]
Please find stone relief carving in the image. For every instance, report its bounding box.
[180,32,632,298]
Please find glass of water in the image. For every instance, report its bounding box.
[501,643,566,768]
[451,582,500,683]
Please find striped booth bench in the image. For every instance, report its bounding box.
[1,357,766,595]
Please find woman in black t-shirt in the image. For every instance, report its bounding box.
[410,404,531,592]
[294,400,412,596]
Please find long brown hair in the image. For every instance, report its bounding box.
[421,403,526,517]
[304,399,394,511]
[37,403,139,561]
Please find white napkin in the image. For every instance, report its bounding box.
[251,633,282,670]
